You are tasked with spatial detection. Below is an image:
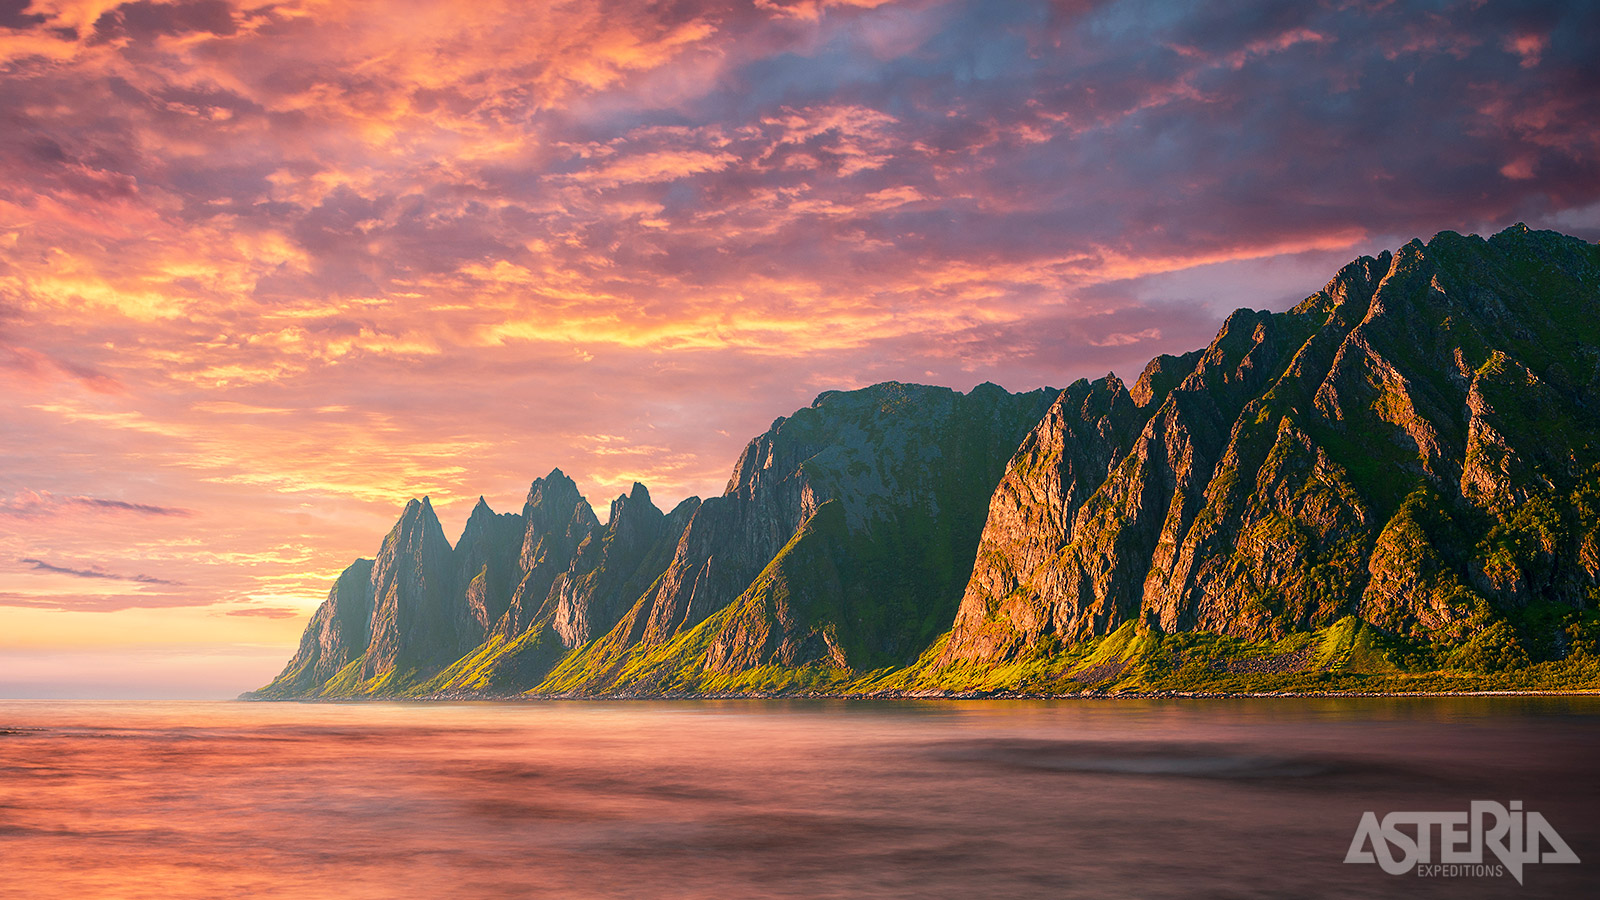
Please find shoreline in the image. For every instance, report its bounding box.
[239,688,1600,702]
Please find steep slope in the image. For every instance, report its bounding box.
[453,497,525,641]
[539,381,1058,694]
[358,497,464,681]
[255,466,709,697]
[553,483,695,647]
[422,483,698,692]
[947,371,1171,659]
[943,225,1600,672]
[498,470,601,638]
[257,559,374,696]
[259,497,471,697]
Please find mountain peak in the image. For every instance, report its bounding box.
[463,495,502,527]
[393,497,446,542]
[605,482,661,528]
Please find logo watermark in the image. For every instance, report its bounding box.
[1345,801,1580,884]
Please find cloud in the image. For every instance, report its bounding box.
[1090,328,1162,348]
[92,0,239,42]
[0,0,48,30]
[20,557,183,585]
[0,591,201,612]
[0,491,194,518]
[1,342,124,393]
[224,606,301,619]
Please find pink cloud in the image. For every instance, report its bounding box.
[224,606,301,619]
[0,490,194,518]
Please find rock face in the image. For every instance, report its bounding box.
[261,559,374,694]
[493,471,601,637]
[553,483,688,647]
[362,497,465,678]
[543,381,1059,694]
[453,497,524,640]
[644,381,1059,653]
[945,225,1600,664]
[259,225,1600,698]
[256,469,692,697]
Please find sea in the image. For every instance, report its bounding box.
[0,697,1595,899]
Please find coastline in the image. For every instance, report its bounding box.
[238,688,1600,702]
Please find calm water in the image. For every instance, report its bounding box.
[0,698,1595,899]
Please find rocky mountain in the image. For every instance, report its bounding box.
[943,224,1600,674]
[256,470,689,697]
[256,382,1056,697]
[255,225,1600,699]
[533,381,1060,695]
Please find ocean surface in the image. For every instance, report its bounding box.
[0,698,1595,899]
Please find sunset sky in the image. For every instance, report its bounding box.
[3,0,1598,697]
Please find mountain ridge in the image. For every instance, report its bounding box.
[252,225,1600,699]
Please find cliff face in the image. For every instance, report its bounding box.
[362,497,463,678]
[498,470,600,638]
[258,225,1600,698]
[453,497,524,641]
[553,484,692,648]
[537,381,1059,694]
[644,382,1058,653]
[944,225,1600,666]
[262,559,374,694]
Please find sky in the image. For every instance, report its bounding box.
[2,0,1598,698]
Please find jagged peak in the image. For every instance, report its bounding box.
[1420,229,1492,262]
[607,482,661,527]
[1218,306,1268,334]
[384,495,449,554]
[807,380,1043,418]
[462,495,500,525]
[1329,250,1390,291]
[1191,307,1271,366]
[1392,237,1427,270]
[400,495,438,518]
[1420,225,1567,254]
[1131,349,1203,408]
[1287,250,1392,327]
[526,468,583,508]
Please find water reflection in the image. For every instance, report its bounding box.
[0,698,1594,899]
